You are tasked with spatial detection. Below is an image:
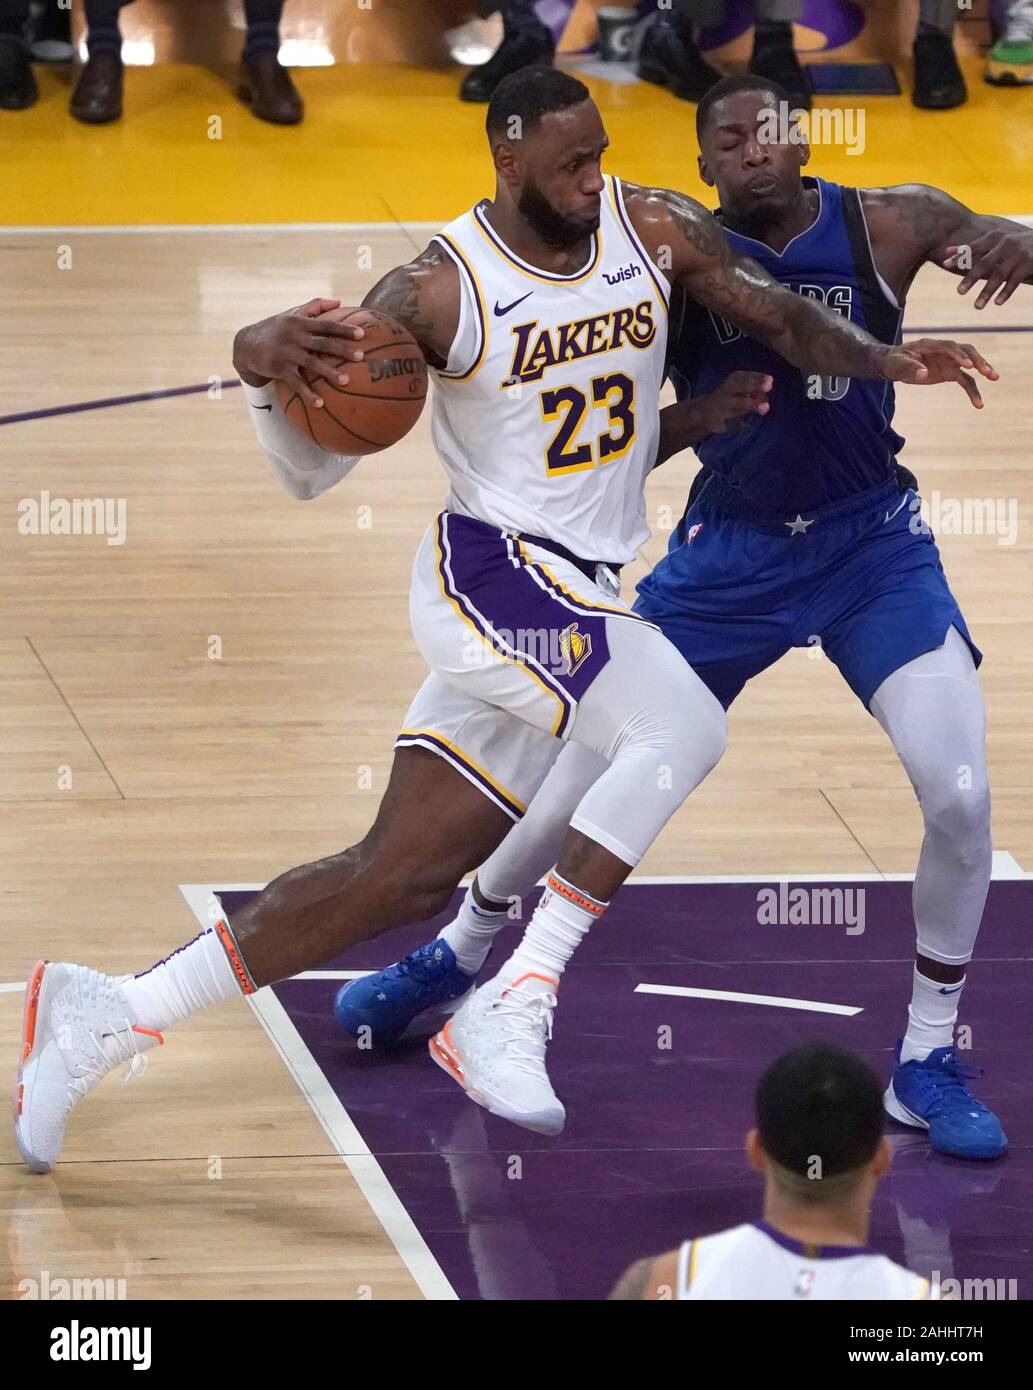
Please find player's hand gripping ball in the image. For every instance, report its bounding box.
[277,307,428,454]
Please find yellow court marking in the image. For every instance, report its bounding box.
[6,60,1029,227]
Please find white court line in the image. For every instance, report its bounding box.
[288,973,864,1015]
[246,988,457,1301]
[629,850,1027,884]
[635,983,862,1016]
[177,882,457,1302]
[3,854,1027,1005]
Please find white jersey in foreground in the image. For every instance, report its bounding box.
[677,1221,932,1300]
[430,175,670,565]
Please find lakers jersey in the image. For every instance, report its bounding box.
[677,1222,932,1300]
[430,176,670,566]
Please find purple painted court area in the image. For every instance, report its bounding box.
[220,882,1033,1301]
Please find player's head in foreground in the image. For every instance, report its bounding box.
[749,1041,891,1233]
[486,64,606,248]
[696,73,809,233]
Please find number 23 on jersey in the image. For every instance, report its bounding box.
[538,372,636,476]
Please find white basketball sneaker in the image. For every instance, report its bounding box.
[429,970,565,1135]
[14,960,164,1174]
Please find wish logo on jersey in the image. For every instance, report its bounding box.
[504,301,657,386]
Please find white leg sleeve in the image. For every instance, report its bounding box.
[870,626,991,967]
[564,618,727,867]
[477,742,609,903]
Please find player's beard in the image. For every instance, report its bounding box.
[518,177,600,248]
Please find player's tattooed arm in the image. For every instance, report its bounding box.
[862,185,1033,308]
[624,184,999,403]
[362,244,460,373]
[624,183,899,381]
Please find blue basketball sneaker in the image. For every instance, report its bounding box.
[884,1040,1007,1160]
[332,939,480,1044]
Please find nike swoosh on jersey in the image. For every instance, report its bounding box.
[252,404,273,411]
[494,292,534,317]
[884,494,909,523]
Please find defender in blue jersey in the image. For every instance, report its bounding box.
[337,77,1033,1160]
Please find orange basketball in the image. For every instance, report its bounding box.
[276,307,428,455]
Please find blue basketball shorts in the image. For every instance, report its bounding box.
[635,477,981,710]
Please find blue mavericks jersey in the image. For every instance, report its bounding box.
[667,177,905,515]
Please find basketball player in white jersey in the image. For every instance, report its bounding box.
[610,1043,935,1300]
[14,68,988,1170]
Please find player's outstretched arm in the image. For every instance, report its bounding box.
[624,185,1000,405]
[863,184,1033,309]
[624,183,897,380]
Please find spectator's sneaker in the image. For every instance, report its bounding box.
[332,939,479,1045]
[986,34,1033,86]
[636,15,723,104]
[0,35,38,110]
[429,971,565,1136]
[912,30,967,109]
[884,1040,1007,1160]
[459,18,554,103]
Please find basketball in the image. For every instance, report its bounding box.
[276,306,428,454]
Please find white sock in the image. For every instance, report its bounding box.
[499,871,607,985]
[121,921,250,1034]
[439,885,509,974]
[900,966,966,1062]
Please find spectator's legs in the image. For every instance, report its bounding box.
[0,0,36,110]
[637,1,724,103]
[84,0,125,56]
[238,0,303,124]
[913,0,966,108]
[30,0,74,63]
[749,0,809,110]
[71,0,126,123]
[459,1,554,103]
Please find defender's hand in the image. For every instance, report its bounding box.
[942,227,1033,308]
[699,371,773,436]
[892,338,999,409]
[233,298,366,406]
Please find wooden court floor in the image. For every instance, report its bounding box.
[1,75,1032,1296]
